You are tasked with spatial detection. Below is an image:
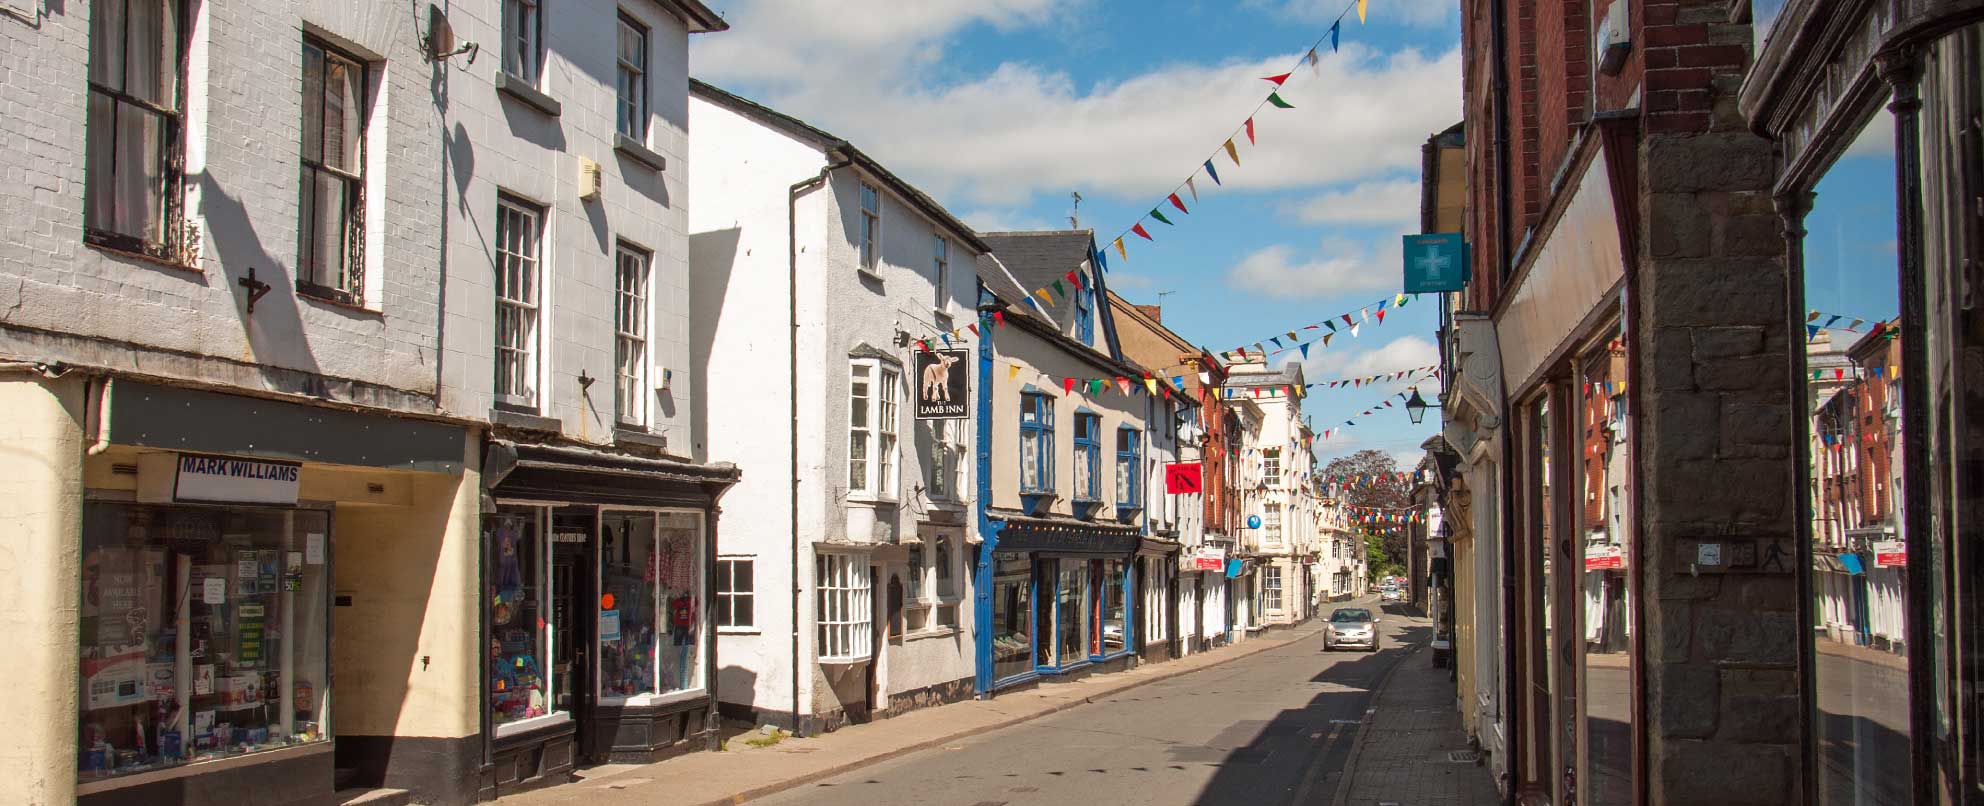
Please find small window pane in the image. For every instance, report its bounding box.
[90,0,127,89]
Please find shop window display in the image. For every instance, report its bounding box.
[488,509,549,727]
[990,552,1033,681]
[1576,323,1634,806]
[1101,559,1127,653]
[652,511,705,695]
[77,503,330,782]
[600,511,657,700]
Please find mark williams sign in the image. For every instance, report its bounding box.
[915,349,970,420]
[175,453,302,505]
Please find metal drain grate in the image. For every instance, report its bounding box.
[1446,750,1482,763]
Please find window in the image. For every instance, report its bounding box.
[1265,502,1282,542]
[77,503,331,783]
[1074,281,1094,345]
[615,13,648,140]
[926,419,959,500]
[935,538,956,598]
[1264,448,1281,482]
[1053,559,1091,665]
[86,0,183,255]
[905,546,925,601]
[298,38,368,303]
[1073,413,1101,502]
[487,508,549,727]
[933,236,950,309]
[848,362,901,496]
[599,511,657,699]
[991,552,1033,680]
[1020,393,1055,493]
[879,371,899,495]
[716,558,753,629]
[1101,559,1127,653]
[1116,427,1141,506]
[615,244,650,426]
[502,0,541,84]
[816,553,872,661]
[494,197,543,406]
[1264,565,1283,612]
[859,183,881,270]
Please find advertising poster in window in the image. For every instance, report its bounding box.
[915,349,969,420]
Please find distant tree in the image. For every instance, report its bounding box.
[1322,449,1413,569]
[1364,533,1403,581]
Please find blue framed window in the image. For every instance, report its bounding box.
[1073,413,1101,502]
[1116,427,1141,506]
[1074,282,1095,345]
[1020,393,1054,493]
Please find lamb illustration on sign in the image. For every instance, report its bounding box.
[915,349,970,420]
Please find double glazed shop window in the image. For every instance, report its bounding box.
[78,503,331,782]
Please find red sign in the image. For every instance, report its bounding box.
[1874,541,1906,568]
[1165,462,1203,494]
[1585,555,1624,570]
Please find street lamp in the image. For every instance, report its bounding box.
[1404,387,1443,425]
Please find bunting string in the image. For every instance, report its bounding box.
[1217,293,1419,364]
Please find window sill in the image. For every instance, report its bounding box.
[614,134,667,172]
[297,285,382,316]
[614,427,667,450]
[496,72,561,116]
[490,407,562,434]
[718,626,761,635]
[819,654,874,666]
[856,266,884,282]
[845,494,900,508]
[494,711,572,739]
[85,238,201,274]
[905,625,961,641]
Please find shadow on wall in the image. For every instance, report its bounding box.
[686,227,741,459]
[200,177,326,393]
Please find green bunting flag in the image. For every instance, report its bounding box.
[1150,208,1173,226]
[1267,91,1295,109]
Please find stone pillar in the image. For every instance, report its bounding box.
[0,373,86,806]
[1635,87,1803,806]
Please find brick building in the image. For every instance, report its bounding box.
[1439,0,1798,802]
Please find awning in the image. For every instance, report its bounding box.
[484,439,740,509]
[1838,553,1866,576]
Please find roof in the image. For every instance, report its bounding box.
[1224,363,1305,388]
[974,253,1037,319]
[689,80,988,252]
[979,231,1096,294]
[657,0,729,32]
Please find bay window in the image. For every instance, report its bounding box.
[816,552,873,662]
[848,360,900,497]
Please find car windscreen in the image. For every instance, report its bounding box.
[1330,610,1371,622]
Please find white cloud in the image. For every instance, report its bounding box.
[1296,334,1440,379]
[694,2,1462,207]
[1105,271,1158,291]
[960,207,1058,233]
[1255,0,1459,27]
[1223,232,1405,299]
[1287,178,1421,225]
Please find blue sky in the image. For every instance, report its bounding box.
[693,0,1460,468]
[1804,112,1900,331]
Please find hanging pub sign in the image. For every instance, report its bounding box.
[174,453,301,506]
[1164,462,1203,494]
[915,348,970,420]
[1401,232,1468,293]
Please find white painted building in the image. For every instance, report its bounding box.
[1222,359,1322,628]
[688,82,985,733]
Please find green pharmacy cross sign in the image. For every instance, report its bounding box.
[1402,232,1469,293]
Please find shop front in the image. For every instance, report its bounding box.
[44,378,479,806]
[477,440,736,798]
[1135,537,1181,663]
[978,516,1141,693]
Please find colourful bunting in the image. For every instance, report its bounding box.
[1357,0,1367,23]
[1224,139,1240,166]
[1329,21,1340,52]
[1267,91,1295,109]
[1064,377,1078,394]
[1186,177,1199,201]
[1245,117,1256,145]
[1169,193,1189,214]
[1132,223,1153,241]
[1203,159,1221,185]
[1113,238,1127,261]
[1150,208,1173,226]
[1262,72,1292,86]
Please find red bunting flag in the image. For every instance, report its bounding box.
[1375,309,1387,324]
[993,311,1006,326]
[1245,117,1256,145]
[1066,269,1081,288]
[1261,72,1291,86]
[1132,223,1153,241]
[968,324,980,337]
[1115,376,1132,395]
[1064,377,1078,394]
[1168,193,1188,214]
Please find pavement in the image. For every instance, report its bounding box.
[494,598,1499,806]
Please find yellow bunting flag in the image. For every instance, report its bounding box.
[1145,378,1158,395]
[1357,0,1367,23]
[1008,363,1021,381]
[1113,237,1127,261]
[1223,138,1240,166]
[1034,288,1054,307]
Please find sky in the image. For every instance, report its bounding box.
[692,0,1462,470]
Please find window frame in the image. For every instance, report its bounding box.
[1072,412,1102,503]
[1265,502,1283,543]
[848,359,901,499]
[1264,565,1283,612]
[859,182,882,271]
[815,552,874,662]
[1116,427,1141,507]
[1263,448,1281,482]
[925,418,959,501]
[503,0,543,86]
[1074,280,1095,345]
[296,36,371,305]
[493,195,545,408]
[1019,392,1056,494]
[84,0,189,260]
[933,235,950,310]
[614,242,651,427]
[716,557,755,631]
[614,11,649,141]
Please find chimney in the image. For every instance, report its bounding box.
[1136,304,1162,323]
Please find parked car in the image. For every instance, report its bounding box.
[1381,587,1404,603]
[1324,607,1379,652]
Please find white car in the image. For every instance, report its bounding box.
[1324,607,1379,652]
[1381,587,1404,602]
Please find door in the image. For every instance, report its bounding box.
[550,508,597,761]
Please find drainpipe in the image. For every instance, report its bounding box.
[1486,0,1519,798]
[972,299,1006,696]
[788,147,852,734]
[1490,0,1514,284]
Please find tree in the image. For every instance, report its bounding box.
[1322,449,1413,572]
[1364,533,1403,581]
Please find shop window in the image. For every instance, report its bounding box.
[990,552,1033,681]
[1073,413,1100,502]
[85,0,185,257]
[716,558,753,629]
[1020,392,1055,493]
[488,508,552,730]
[598,511,660,700]
[614,12,647,140]
[1521,392,1556,789]
[816,552,872,662]
[1101,559,1127,654]
[1576,322,1634,806]
[651,512,706,695]
[614,243,650,427]
[79,503,332,782]
[1800,98,1909,806]
[494,196,543,407]
[297,37,370,305]
[1052,559,1091,666]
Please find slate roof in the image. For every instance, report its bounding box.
[1224,363,1306,388]
[979,231,1096,295]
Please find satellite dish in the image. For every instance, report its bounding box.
[426,5,479,63]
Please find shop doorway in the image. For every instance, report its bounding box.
[550,514,596,761]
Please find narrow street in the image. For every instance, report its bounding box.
[752,598,1423,806]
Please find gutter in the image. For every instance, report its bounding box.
[788,146,852,733]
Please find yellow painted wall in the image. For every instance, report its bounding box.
[0,375,86,806]
[1452,535,1477,733]
[989,324,1151,516]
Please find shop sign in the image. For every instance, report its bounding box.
[174,453,301,505]
[1585,545,1625,571]
[1188,545,1227,571]
[1873,541,1906,568]
[1401,232,1469,293]
[1165,462,1203,494]
[914,349,970,420]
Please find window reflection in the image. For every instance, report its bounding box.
[1578,326,1632,805]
